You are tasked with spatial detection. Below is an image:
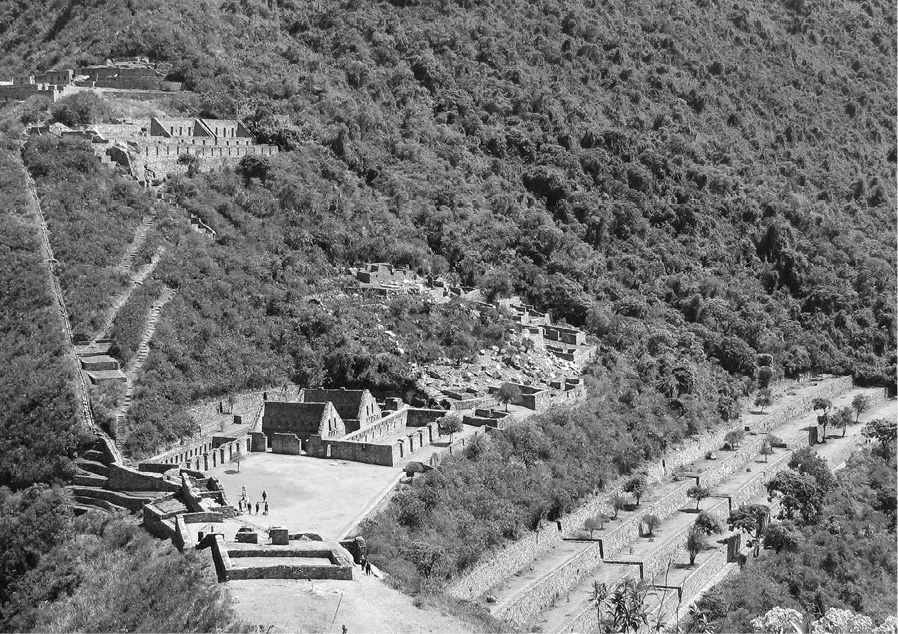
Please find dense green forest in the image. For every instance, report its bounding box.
[694,444,897,632]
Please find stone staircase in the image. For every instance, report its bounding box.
[155,188,216,237]
[113,286,175,437]
[117,212,158,274]
[95,246,165,342]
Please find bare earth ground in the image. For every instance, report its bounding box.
[227,573,469,633]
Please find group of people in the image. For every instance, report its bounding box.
[238,485,269,516]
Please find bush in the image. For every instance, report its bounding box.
[49,91,112,127]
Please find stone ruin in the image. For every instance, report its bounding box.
[0,60,178,103]
[197,527,355,582]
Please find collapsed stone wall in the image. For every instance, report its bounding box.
[447,377,854,601]
[271,433,302,455]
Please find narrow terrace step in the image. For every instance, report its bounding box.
[72,471,109,487]
[72,494,127,513]
[82,449,107,463]
[74,458,109,476]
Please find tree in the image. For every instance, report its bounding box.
[496,382,522,412]
[767,471,824,523]
[687,484,711,510]
[438,413,464,443]
[724,429,745,449]
[754,388,773,413]
[591,581,610,634]
[762,521,802,553]
[686,525,707,565]
[623,475,647,506]
[813,398,833,442]
[49,91,111,126]
[728,504,769,539]
[862,418,897,458]
[230,451,243,473]
[694,510,723,535]
[812,397,832,414]
[610,492,627,519]
[788,447,836,493]
[642,513,661,536]
[750,607,805,633]
[584,514,608,538]
[759,441,773,462]
[237,155,271,181]
[851,394,871,423]
[832,406,854,438]
[609,578,649,633]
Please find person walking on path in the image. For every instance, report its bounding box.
[365,560,372,576]
[263,501,269,515]
[360,556,367,573]
[255,502,260,515]
[262,490,267,502]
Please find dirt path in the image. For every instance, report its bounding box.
[228,573,470,634]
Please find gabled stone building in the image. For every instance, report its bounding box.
[262,401,346,448]
[302,388,381,433]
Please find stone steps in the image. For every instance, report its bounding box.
[117,213,157,274]
[113,285,175,438]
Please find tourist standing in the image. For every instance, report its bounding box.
[262,490,267,502]
[255,501,260,515]
[263,501,269,515]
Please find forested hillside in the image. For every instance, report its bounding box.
[0,135,240,632]
[1,0,893,462]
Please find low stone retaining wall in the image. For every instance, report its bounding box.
[227,563,352,581]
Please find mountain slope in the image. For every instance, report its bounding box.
[1,0,894,460]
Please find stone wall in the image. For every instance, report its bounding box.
[107,463,181,492]
[406,408,447,427]
[679,548,727,606]
[139,143,277,179]
[271,433,302,455]
[227,563,353,581]
[306,435,398,466]
[343,408,406,443]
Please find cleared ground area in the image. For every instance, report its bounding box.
[228,574,469,633]
[205,452,400,538]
